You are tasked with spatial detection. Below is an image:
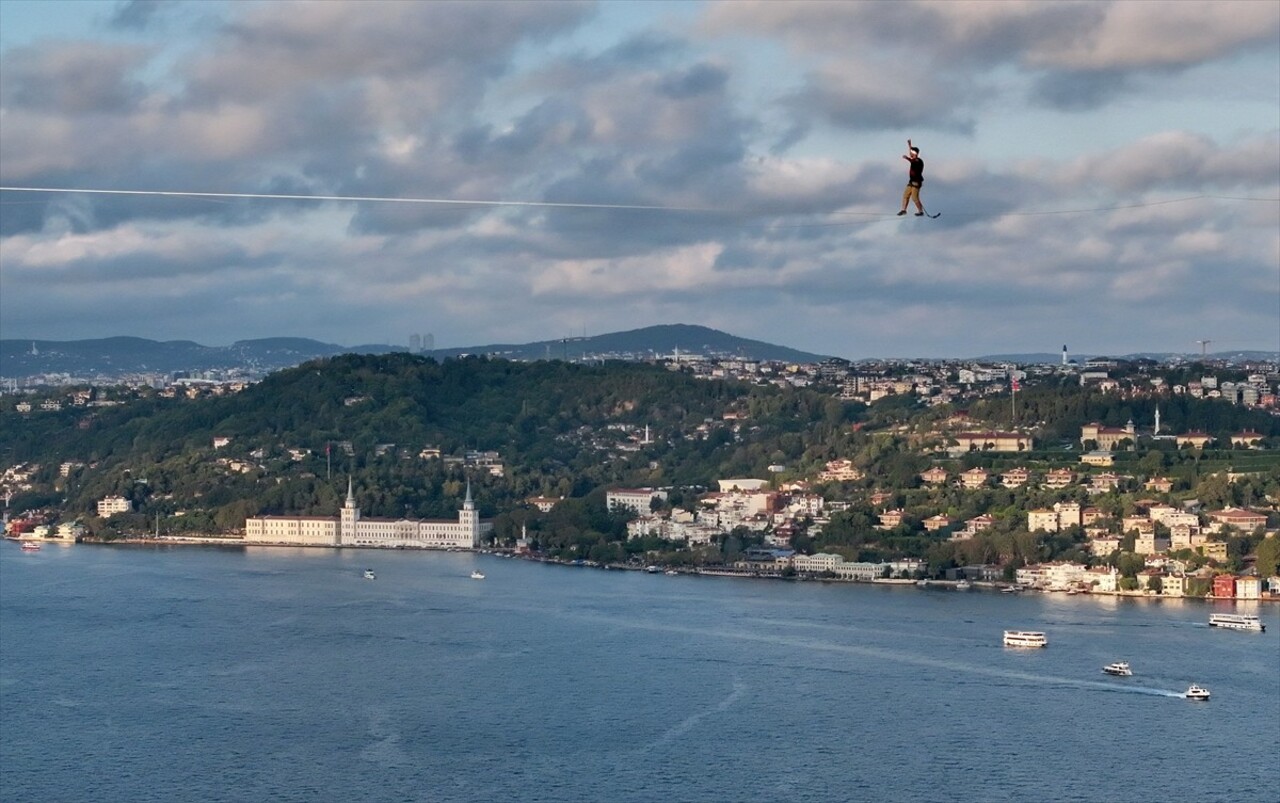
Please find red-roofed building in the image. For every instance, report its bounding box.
[1208,508,1267,532]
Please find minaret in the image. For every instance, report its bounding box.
[1061,345,1068,366]
[1154,406,1161,436]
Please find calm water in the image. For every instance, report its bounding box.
[2,542,1277,803]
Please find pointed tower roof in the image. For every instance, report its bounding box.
[346,476,355,505]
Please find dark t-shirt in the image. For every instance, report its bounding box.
[907,156,924,186]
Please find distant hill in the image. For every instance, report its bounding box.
[0,325,828,378]
[430,324,830,363]
[0,336,399,377]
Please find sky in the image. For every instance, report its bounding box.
[0,0,1277,359]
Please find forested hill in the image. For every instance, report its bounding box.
[4,353,1278,549]
[2,353,854,528]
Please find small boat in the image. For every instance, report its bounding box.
[1208,613,1265,632]
[1001,585,1020,594]
[363,569,376,580]
[470,570,485,580]
[1184,684,1211,701]
[955,579,972,591]
[646,565,661,574]
[20,542,41,552]
[1003,630,1048,648]
[1102,661,1133,677]
[664,569,679,576]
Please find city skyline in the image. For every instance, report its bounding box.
[1,1,1277,359]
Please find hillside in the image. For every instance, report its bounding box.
[0,325,828,377]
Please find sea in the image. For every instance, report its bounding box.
[2,542,1277,803]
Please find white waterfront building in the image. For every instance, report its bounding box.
[244,479,491,549]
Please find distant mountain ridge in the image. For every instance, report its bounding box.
[0,325,829,377]
[3,328,1270,378]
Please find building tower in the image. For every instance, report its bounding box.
[339,476,359,546]
[460,480,480,547]
[1154,406,1161,436]
[1061,345,1068,366]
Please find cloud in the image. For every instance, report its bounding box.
[0,0,1275,357]
[0,41,150,114]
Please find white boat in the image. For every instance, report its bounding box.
[470,570,485,580]
[1208,613,1265,632]
[1001,585,1021,594]
[363,569,376,580]
[1003,630,1048,648]
[1184,684,1211,701]
[646,565,661,574]
[664,569,679,576]
[20,541,42,552]
[955,580,972,590]
[1102,661,1133,677]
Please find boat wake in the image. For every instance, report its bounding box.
[640,678,747,751]
[566,610,1195,701]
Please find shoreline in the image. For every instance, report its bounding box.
[9,537,1278,603]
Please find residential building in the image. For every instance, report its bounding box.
[919,466,949,485]
[959,467,990,489]
[1028,509,1060,533]
[607,487,669,515]
[1235,576,1261,599]
[1208,508,1267,533]
[1042,468,1076,489]
[97,495,132,516]
[1212,574,1236,598]
[1000,467,1030,488]
[818,459,864,482]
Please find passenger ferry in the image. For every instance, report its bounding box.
[470,570,485,580]
[1184,684,1211,701]
[1102,661,1133,677]
[1002,630,1048,648]
[1208,613,1265,632]
[20,541,42,552]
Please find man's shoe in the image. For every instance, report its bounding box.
[914,212,924,216]
[897,210,907,216]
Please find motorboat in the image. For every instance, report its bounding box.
[955,579,972,590]
[1184,684,1211,701]
[470,570,485,580]
[1002,630,1048,648]
[363,569,376,580]
[1102,662,1133,677]
[20,541,42,552]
